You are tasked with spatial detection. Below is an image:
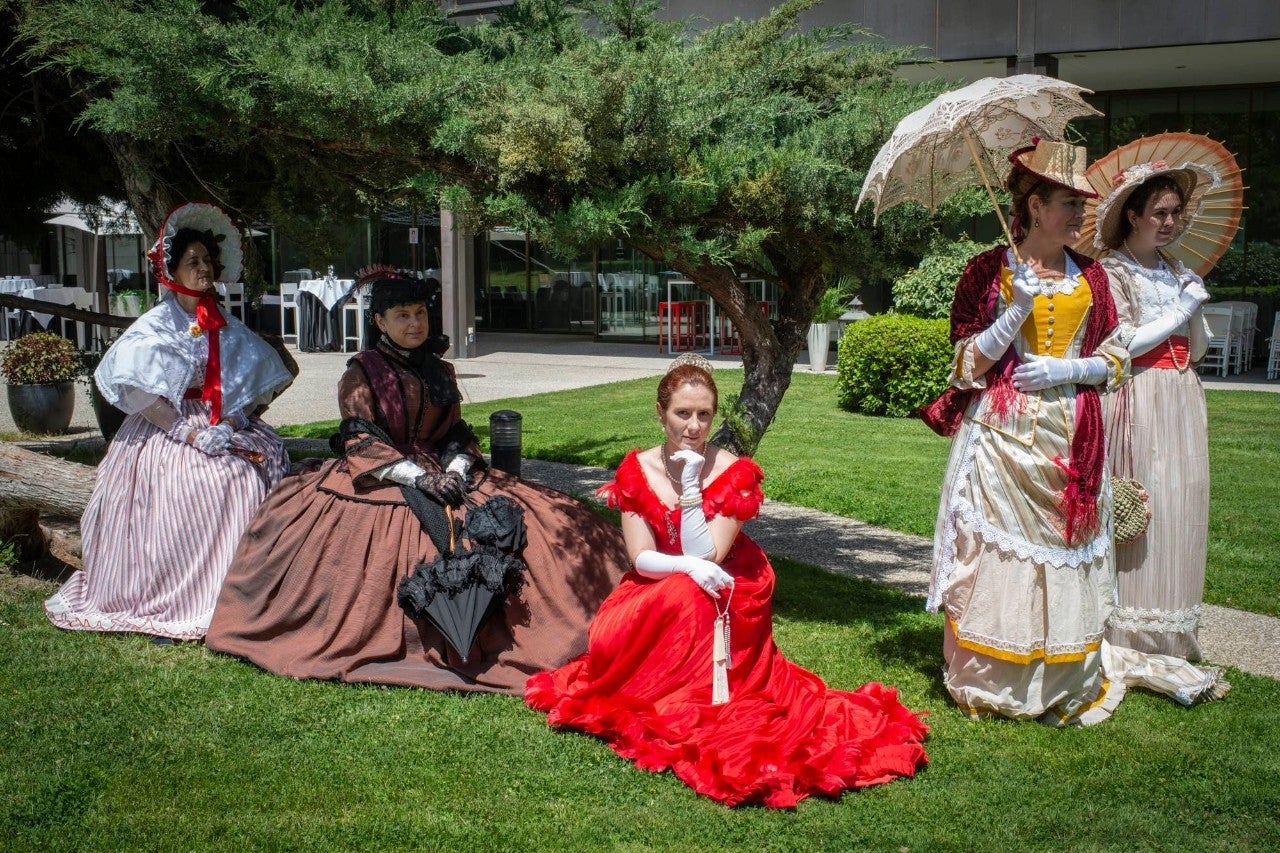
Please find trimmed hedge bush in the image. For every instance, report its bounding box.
[837,314,953,417]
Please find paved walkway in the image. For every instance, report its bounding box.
[8,331,1279,679]
[513,458,1280,682]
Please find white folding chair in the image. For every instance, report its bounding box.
[1200,305,1233,378]
[221,282,246,323]
[280,281,299,346]
[1227,306,1247,374]
[342,288,368,352]
[1267,311,1280,381]
[1216,301,1259,371]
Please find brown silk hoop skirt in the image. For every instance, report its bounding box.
[206,463,629,694]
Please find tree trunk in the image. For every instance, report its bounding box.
[629,240,824,455]
[0,443,96,518]
[105,134,182,238]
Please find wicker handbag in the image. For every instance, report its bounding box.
[1109,388,1151,544]
[1111,476,1151,544]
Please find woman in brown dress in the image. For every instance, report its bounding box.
[207,270,629,694]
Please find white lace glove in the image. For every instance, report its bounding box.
[191,423,234,456]
[446,454,473,480]
[374,459,428,486]
[164,415,198,446]
[1012,354,1110,391]
[974,263,1040,360]
[670,449,714,559]
[634,550,733,599]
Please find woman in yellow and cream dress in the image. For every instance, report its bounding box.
[921,139,1131,725]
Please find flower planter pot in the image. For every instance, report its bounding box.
[90,382,128,442]
[7,382,75,435]
[806,322,833,372]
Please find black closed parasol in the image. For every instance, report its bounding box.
[397,497,529,662]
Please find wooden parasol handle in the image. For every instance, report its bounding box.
[961,123,1022,265]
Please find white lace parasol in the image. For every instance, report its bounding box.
[857,74,1103,235]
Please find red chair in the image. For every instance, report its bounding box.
[658,301,697,351]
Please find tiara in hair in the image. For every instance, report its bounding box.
[666,352,714,374]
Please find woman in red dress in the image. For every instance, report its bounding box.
[526,355,928,808]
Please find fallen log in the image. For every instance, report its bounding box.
[0,442,96,518]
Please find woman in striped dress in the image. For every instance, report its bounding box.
[45,202,293,641]
[1094,160,1229,702]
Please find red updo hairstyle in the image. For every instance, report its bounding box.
[657,364,718,413]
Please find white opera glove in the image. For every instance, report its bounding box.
[222,410,251,431]
[191,422,235,456]
[670,449,705,494]
[634,550,734,599]
[1177,274,1210,314]
[669,449,714,558]
[1127,306,1195,357]
[1012,354,1110,391]
[373,458,428,486]
[973,264,1040,360]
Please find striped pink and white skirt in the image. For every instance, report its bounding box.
[45,400,289,640]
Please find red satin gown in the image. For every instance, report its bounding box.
[526,452,928,808]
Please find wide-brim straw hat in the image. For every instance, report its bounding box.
[1007,138,1098,199]
[1092,161,1214,251]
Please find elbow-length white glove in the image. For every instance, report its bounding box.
[1012,354,1110,391]
[1128,276,1209,356]
[671,449,715,559]
[974,263,1040,360]
[634,550,734,599]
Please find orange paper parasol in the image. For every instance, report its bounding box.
[1074,132,1244,276]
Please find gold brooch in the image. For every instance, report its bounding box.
[189,324,203,337]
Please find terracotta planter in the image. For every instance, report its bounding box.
[7,382,75,435]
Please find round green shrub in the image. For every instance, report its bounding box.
[837,314,952,417]
[891,236,996,319]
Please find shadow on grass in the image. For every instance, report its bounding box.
[771,556,946,696]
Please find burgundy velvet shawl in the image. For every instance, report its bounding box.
[919,246,1119,544]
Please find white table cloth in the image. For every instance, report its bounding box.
[22,286,86,328]
[298,278,356,310]
[1,277,36,295]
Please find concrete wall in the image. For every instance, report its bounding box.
[659,1,1280,60]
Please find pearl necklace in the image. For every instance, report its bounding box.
[1120,239,1165,272]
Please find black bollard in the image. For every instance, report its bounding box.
[489,410,523,476]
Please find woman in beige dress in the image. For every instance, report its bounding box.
[1093,160,1230,702]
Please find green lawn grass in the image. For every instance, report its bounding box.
[3,563,1278,850]
[278,376,1280,617]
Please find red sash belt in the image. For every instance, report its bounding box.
[1132,335,1189,369]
